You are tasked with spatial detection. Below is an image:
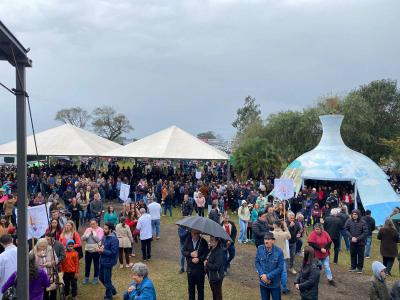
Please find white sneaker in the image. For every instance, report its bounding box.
[289,268,297,275]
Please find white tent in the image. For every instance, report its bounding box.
[0,123,121,156]
[103,125,229,160]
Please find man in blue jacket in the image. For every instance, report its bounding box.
[98,222,119,300]
[255,231,284,300]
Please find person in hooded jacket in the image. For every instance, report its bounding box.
[294,246,320,300]
[369,261,390,300]
[205,236,225,300]
[345,209,368,273]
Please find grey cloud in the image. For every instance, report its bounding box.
[0,0,399,144]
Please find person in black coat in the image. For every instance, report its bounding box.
[294,246,320,300]
[323,208,343,264]
[182,229,210,300]
[361,209,376,258]
[252,211,269,248]
[205,236,225,300]
[208,202,220,224]
[220,215,237,273]
[345,209,368,273]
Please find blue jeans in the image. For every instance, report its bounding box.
[164,205,172,217]
[260,285,281,300]
[319,256,333,280]
[339,230,350,251]
[152,219,160,237]
[180,242,186,271]
[365,236,372,257]
[238,219,248,243]
[99,266,116,298]
[224,243,236,271]
[281,259,288,290]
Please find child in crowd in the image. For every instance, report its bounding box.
[62,239,79,300]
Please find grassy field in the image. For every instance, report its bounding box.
[75,207,397,299]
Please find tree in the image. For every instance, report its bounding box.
[55,107,90,128]
[380,137,400,168]
[232,137,282,179]
[197,131,216,140]
[91,106,133,143]
[232,96,262,135]
[340,79,400,162]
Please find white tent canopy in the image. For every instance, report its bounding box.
[103,125,229,160]
[0,123,121,156]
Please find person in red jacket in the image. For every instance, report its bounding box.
[61,239,79,300]
[308,223,336,286]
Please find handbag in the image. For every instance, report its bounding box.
[2,276,17,300]
[76,246,84,260]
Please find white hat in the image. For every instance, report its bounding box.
[241,200,247,205]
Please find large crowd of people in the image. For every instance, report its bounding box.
[0,162,400,299]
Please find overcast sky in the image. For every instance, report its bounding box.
[0,0,399,144]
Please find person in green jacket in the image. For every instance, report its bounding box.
[104,206,118,226]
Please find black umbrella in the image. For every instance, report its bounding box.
[176,216,232,242]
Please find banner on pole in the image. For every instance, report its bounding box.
[274,179,294,200]
[119,183,130,202]
[16,204,50,239]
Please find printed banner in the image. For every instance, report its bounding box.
[16,204,50,239]
[119,183,130,202]
[274,179,294,200]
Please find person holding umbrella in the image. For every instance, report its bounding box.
[182,229,210,300]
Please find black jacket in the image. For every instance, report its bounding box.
[182,236,209,272]
[294,262,320,300]
[220,221,237,244]
[206,246,225,283]
[324,216,343,240]
[286,220,301,244]
[181,201,193,217]
[253,219,269,247]
[345,211,368,245]
[208,209,220,224]
[361,215,376,237]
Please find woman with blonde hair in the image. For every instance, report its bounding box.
[31,238,59,300]
[59,220,82,258]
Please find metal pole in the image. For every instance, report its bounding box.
[95,156,100,179]
[227,162,231,181]
[354,182,358,210]
[16,63,29,300]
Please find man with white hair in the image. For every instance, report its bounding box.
[136,208,153,261]
[324,208,344,264]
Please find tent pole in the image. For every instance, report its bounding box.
[95,157,100,179]
[354,182,358,210]
[16,63,29,300]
